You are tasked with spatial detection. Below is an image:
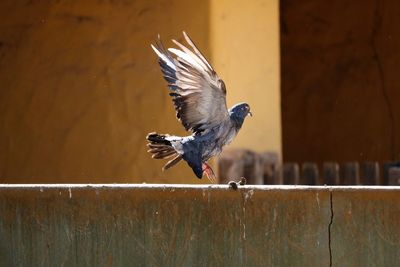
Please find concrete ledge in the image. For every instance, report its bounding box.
[0,185,399,266]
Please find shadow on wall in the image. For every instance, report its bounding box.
[280,0,400,164]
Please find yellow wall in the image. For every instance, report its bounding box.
[0,0,280,183]
[0,0,210,183]
[210,0,282,158]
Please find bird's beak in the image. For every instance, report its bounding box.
[248,111,252,117]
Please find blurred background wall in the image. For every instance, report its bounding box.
[0,0,281,183]
[210,0,281,155]
[281,0,400,166]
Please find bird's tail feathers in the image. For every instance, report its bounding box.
[147,132,172,146]
[146,132,182,170]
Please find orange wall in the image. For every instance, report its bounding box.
[0,0,211,183]
[0,0,281,183]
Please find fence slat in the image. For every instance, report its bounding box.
[388,167,400,185]
[282,163,299,185]
[383,162,400,185]
[260,152,280,185]
[301,163,319,185]
[361,162,380,185]
[323,162,340,185]
[341,162,360,185]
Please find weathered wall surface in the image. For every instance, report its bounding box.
[0,185,399,266]
[331,189,400,266]
[0,0,210,183]
[281,0,400,164]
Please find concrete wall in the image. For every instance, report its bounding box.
[0,0,281,183]
[281,0,400,164]
[1,185,399,266]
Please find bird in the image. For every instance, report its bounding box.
[146,32,252,182]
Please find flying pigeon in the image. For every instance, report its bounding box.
[146,32,252,182]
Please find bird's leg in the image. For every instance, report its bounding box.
[202,162,217,184]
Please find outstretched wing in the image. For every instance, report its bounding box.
[151,32,229,134]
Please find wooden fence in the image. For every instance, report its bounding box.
[218,149,400,185]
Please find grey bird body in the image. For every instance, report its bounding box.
[167,118,240,178]
[146,32,251,181]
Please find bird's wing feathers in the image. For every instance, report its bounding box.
[151,32,229,133]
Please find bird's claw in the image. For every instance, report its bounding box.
[202,162,217,184]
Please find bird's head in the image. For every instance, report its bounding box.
[229,102,252,128]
